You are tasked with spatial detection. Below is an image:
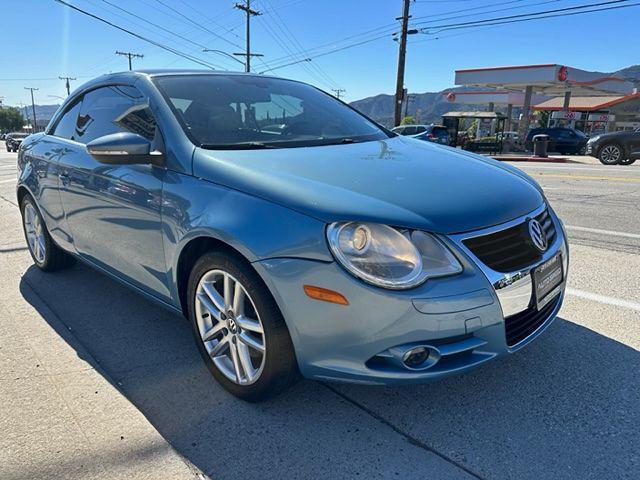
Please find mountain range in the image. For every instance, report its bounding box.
[350,65,640,127]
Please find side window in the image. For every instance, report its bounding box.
[52,99,83,140]
[75,85,157,144]
[403,126,417,135]
[434,127,449,140]
[415,126,427,134]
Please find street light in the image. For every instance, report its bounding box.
[202,49,245,70]
[48,95,65,101]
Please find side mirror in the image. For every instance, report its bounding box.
[86,132,163,166]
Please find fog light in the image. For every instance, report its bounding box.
[403,347,430,369]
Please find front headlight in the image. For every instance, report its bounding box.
[326,222,462,290]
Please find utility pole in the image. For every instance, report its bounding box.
[24,87,39,132]
[394,0,412,126]
[234,1,262,72]
[404,93,415,118]
[115,51,144,70]
[332,89,346,100]
[59,76,76,96]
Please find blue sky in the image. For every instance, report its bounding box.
[1,0,638,107]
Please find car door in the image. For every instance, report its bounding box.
[56,84,170,299]
[628,131,640,158]
[22,98,85,252]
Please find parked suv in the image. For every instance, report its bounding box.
[392,124,451,145]
[17,71,567,400]
[525,127,588,155]
[5,132,28,152]
[585,128,640,165]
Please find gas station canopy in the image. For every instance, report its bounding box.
[443,90,547,107]
[454,64,635,96]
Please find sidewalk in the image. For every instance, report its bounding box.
[0,196,205,480]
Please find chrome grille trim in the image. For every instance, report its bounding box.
[447,204,568,320]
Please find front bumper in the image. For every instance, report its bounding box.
[254,205,568,385]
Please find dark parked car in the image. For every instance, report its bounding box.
[585,127,640,165]
[5,132,28,152]
[525,127,588,155]
[392,124,451,145]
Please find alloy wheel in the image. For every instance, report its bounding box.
[194,269,266,385]
[23,202,46,264]
[600,145,621,164]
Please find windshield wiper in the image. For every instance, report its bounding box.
[200,142,276,150]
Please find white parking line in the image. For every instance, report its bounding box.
[0,178,16,184]
[516,164,640,174]
[567,288,640,312]
[565,225,640,240]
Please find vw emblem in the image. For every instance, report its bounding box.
[528,219,548,252]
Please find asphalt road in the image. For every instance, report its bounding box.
[0,147,638,480]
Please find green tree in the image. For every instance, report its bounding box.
[0,107,25,132]
[536,110,551,128]
[400,115,415,125]
[467,119,478,134]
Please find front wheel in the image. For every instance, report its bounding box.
[598,143,623,165]
[619,157,636,166]
[187,251,298,402]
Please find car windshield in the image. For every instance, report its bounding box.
[11,133,27,139]
[154,74,389,149]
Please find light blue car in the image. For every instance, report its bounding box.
[16,71,568,401]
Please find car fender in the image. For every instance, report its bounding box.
[161,171,333,306]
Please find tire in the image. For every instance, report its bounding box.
[20,194,75,272]
[187,250,298,402]
[619,157,636,166]
[598,143,624,165]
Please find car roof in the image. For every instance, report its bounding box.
[76,69,286,90]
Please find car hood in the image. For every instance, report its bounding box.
[193,136,543,234]
[591,131,628,141]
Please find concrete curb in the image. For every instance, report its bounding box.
[491,155,570,163]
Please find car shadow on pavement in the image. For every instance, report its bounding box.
[20,263,639,480]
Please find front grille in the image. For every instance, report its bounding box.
[505,294,560,346]
[463,209,556,272]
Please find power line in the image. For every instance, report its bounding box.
[152,0,243,50]
[261,0,530,68]
[175,0,244,42]
[53,0,220,70]
[414,0,633,30]
[421,1,640,33]
[255,2,331,87]
[262,0,638,72]
[90,0,230,70]
[259,0,341,90]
